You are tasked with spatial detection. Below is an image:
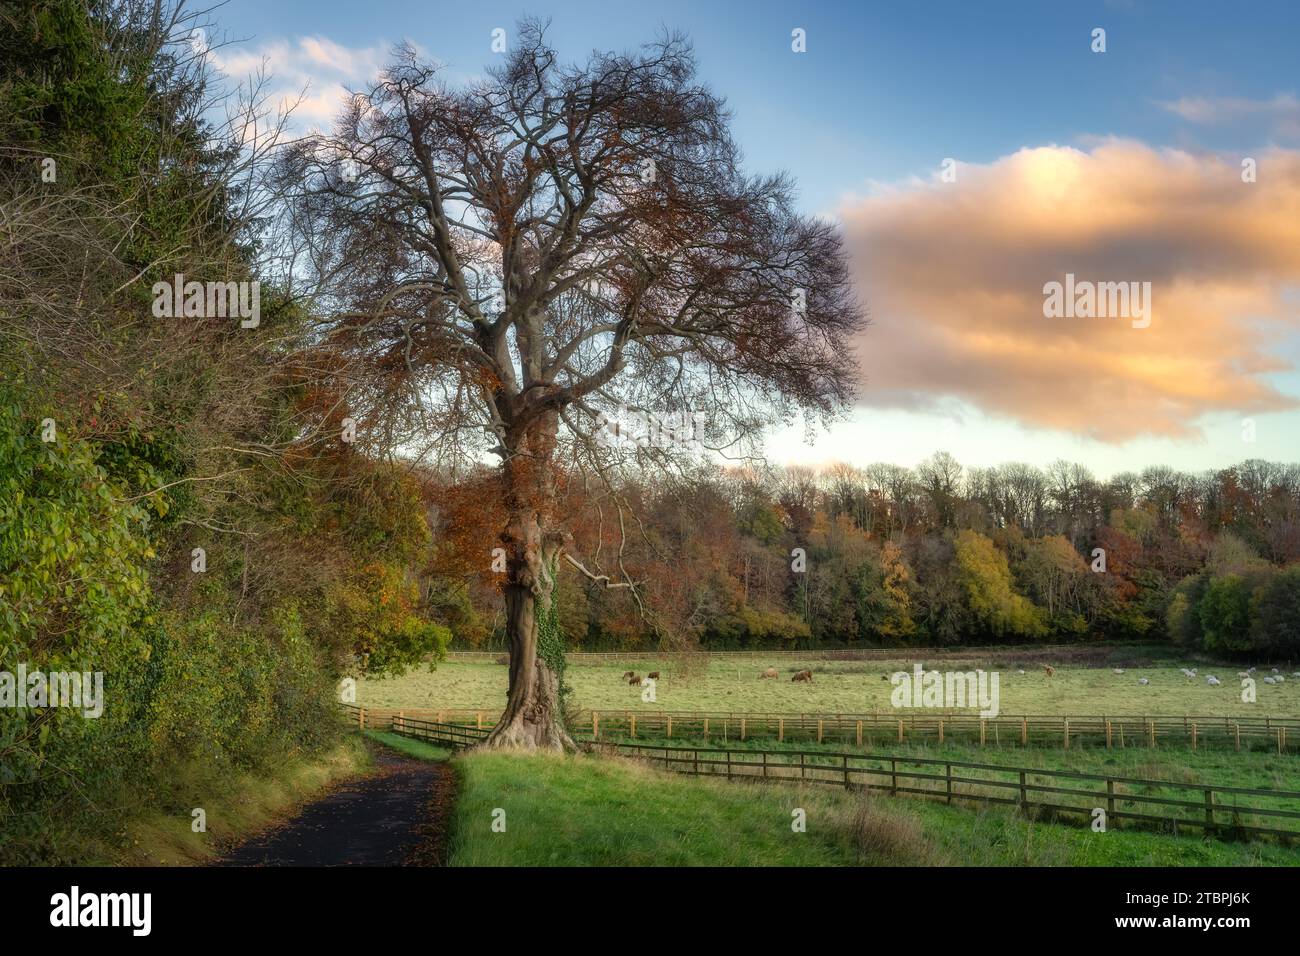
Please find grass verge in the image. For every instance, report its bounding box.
[365,730,454,762]
[108,737,371,866]
[443,747,1300,866]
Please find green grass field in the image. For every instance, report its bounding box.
[359,653,1300,717]
[433,745,1300,867]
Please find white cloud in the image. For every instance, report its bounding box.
[211,36,392,130]
[1158,93,1300,140]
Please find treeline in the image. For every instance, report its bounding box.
[0,1,445,862]
[424,453,1300,658]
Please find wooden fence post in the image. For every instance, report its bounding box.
[891,758,898,796]
[898,719,904,743]
[477,711,483,730]
[630,715,636,739]
[703,717,709,741]
[1204,789,1215,832]
[1234,723,1240,752]
[778,718,784,742]
[856,720,863,748]
[1149,720,1156,748]
[817,719,823,744]
[979,720,986,748]
[1106,720,1112,749]
[1019,770,1027,808]
[1107,778,1115,817]
[1063,718,1070,750]
[358,707,365,730]
[740,718,745,741]
[946,764,953,804]
[1021,718,1028,746]
[938,718,944,745]
[666,716,672,739]
[843,754,850,789]
[1191,722,1197,751]
[593,712,600,739]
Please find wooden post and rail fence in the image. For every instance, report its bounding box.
[341,704,1299,753]
[369,709,1300,843]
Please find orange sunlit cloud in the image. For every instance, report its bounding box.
[841,140,1300,442]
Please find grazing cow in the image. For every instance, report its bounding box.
[647,671,660,680]
[791,670,813,683]
[627,675,641,685]
[760,667,779,680]
[1042,664,1055,678]
[622,671,635,680]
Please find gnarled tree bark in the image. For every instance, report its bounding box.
[482,411,577,751]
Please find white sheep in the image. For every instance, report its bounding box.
[1113,668,1125,675]
[1237,671,1250,678]
[1137,678,1150,685]
[1263,676,1277,685]
[1276,675,1287,683]
[1272,667,1280,674]
[1206,676,1220,686]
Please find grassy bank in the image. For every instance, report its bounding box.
[366,730,454,762]
[439,746,1300,866]
[107,738,372,866]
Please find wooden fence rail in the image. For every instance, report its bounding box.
[343,704,1298,753]
[591,740,1300,842]
[389,713,491,749]
[442,646,1138,663]
[373,711,1300,843]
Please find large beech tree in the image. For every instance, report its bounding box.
[278,23,864,749]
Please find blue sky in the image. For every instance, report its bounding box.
[214,0,1300,476]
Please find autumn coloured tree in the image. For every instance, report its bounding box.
[277,23,863,748]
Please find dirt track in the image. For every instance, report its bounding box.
[218,747,454,867]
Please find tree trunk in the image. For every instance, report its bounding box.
[481,411,577,752]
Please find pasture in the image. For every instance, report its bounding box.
[437,747,1300,867]
[357,652,1300,718]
